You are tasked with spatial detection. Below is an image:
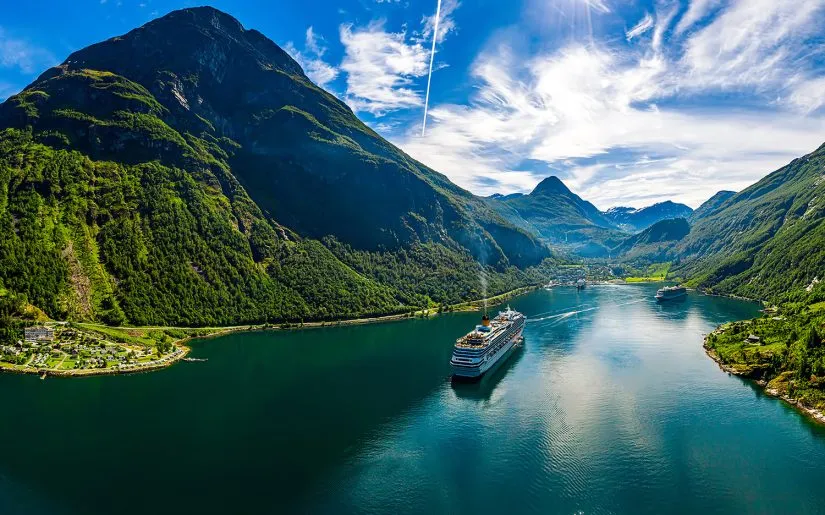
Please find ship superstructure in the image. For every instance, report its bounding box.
[450,306,525,379]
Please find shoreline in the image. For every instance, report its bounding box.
[1,284,540,378]
[703,332,825,426]
[694,288,765,304]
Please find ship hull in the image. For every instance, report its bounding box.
[451,326,523,381]
[655,290,687,302]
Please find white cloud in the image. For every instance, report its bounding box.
[326,0,825,208]
[284,27,339,88]
[339,21,429,115]
[651,4,679,51]
[0,28,55,74]
[580,0,611,14]
[394,35,825,207]
[673,0,722,35]
[787,76,825,114]
[626,12,654,41]
[681,0,825,91]
[420,0,460,42]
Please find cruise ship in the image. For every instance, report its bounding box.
[655,285,687,301]
[450,306,525,380]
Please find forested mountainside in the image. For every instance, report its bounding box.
[604,201,693,232]
[673,143,825,300]
[488,176,625,257]
[689,190,736,223]
[0,7,553,326]
[611,218,690,261]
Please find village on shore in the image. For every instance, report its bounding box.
[0,323,191,377]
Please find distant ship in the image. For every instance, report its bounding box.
[655,285,687,301]
[450,306,525,380]
[576,278,586,290]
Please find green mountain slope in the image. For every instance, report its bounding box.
[612,218,690,260]
[488,176,625,257]
[0,7,551,325]
[689,190,736,223]
[674,144,825,300]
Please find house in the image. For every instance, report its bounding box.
[24,326,55,342]
[746,334,761,344]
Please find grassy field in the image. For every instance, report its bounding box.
[625,262,672,283]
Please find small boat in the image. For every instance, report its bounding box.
[576,278,586,290]
[655,285,687,301]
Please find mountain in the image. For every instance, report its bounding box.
[689,190,736,223]
[674,143,825,300]
[0,7,551,326]
[603,201,693,232]
[488,176,625,257]
[612,218,690,261]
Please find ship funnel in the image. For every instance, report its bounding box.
[482,314,491,327]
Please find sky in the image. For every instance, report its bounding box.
[2,0,825,209]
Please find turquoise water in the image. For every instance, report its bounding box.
[2,284,825,514]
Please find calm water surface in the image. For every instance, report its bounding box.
[2,285,825,514]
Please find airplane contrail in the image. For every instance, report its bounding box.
[421,0,442,137]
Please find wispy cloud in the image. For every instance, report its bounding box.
[284,27,339,88]
[0,28,56,74]
[580,0,610,14]
[626,12,653,41]
[339,21,429,115]
[419,0,460,42]
[673,0,721,35]
[679,0,825,92]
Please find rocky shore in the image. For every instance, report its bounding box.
[703,332,825,425]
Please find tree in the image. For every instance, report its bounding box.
[808,326,822,349]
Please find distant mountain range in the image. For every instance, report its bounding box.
[487,177,625,257]
[486,177,695,257]
[0,6,821,326]
[603,201,693,233]
[489,160,824,301]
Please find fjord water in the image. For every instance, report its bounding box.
[3,285,825,514]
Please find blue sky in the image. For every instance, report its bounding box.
[2,0,825,208]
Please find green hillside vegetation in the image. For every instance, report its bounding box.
[705,285,825,412]
[675,143,825,301]
[624,262,672,283]
[612,218,690,262]
[0,7,554,327]
[689,190,735,223]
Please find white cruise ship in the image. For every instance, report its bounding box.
[450,306,525,380]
